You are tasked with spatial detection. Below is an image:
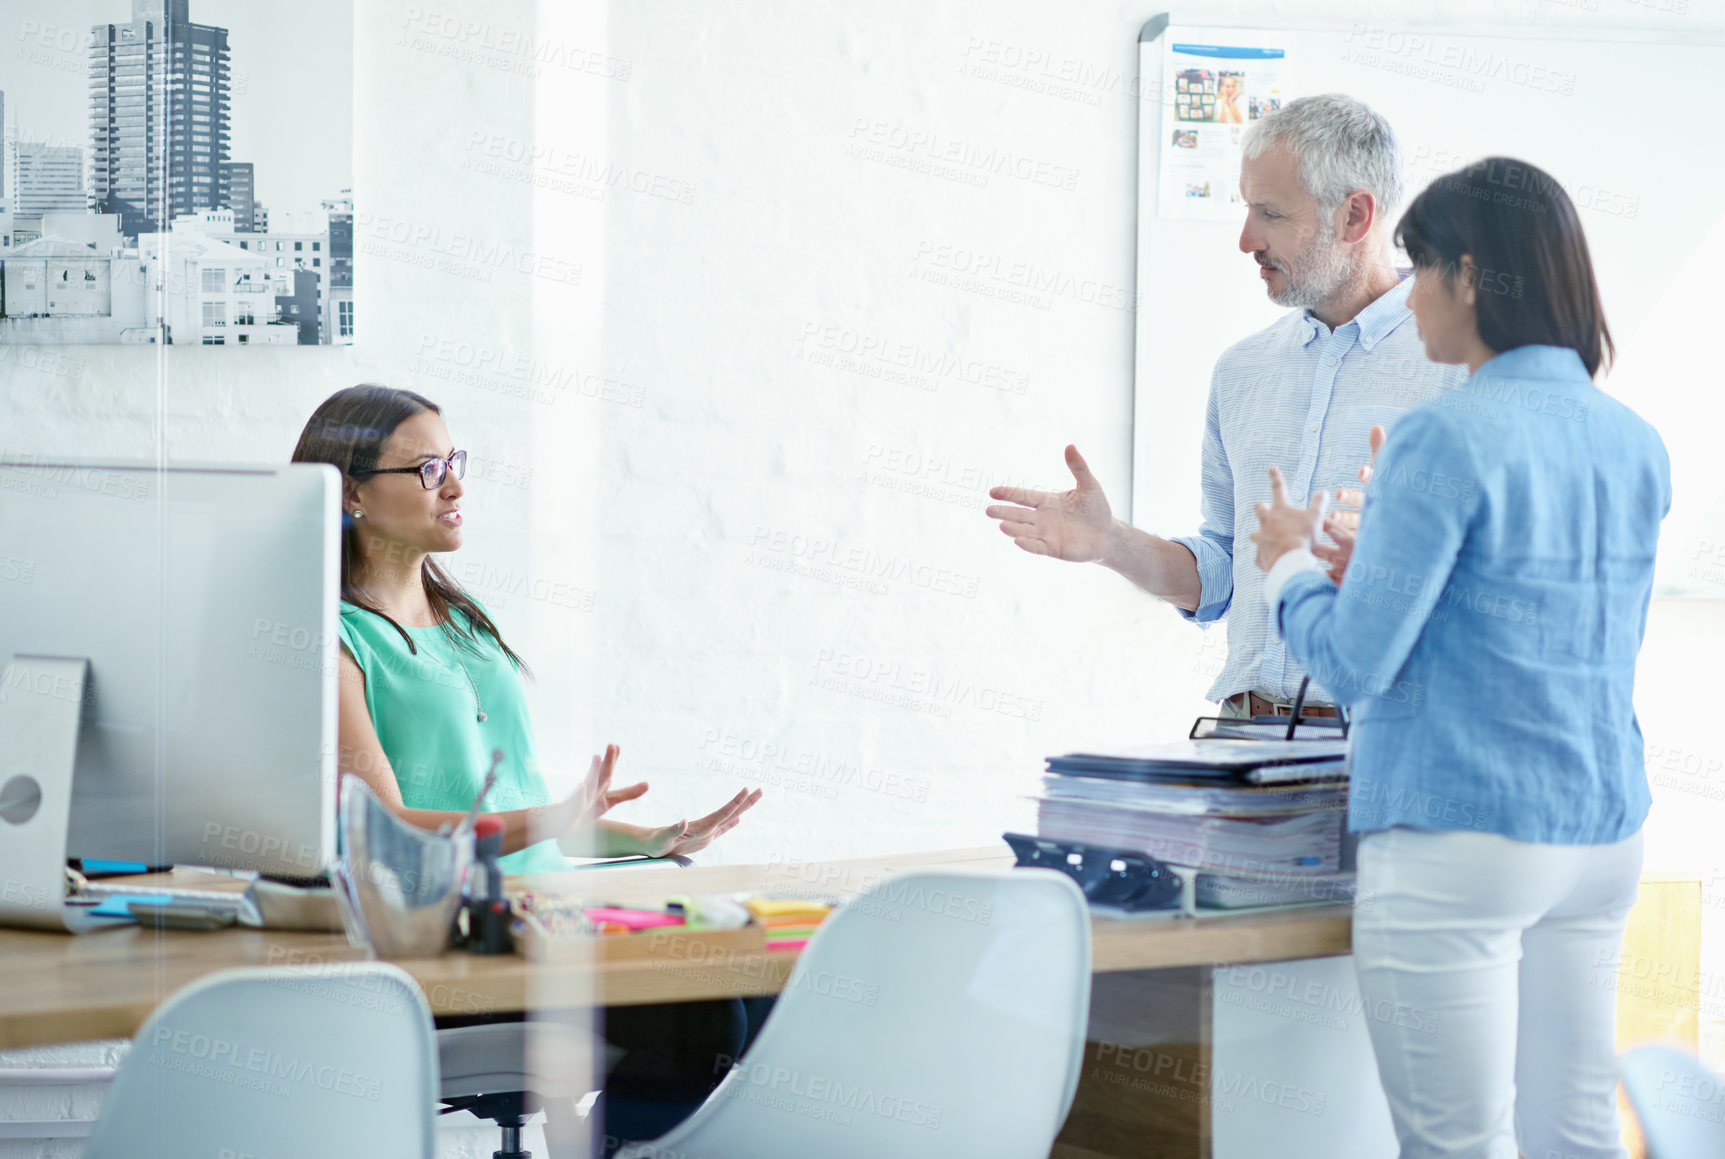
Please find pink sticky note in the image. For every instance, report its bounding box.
[584,907,686,931]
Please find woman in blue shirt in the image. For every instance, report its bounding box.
[1252,158,1670,1158]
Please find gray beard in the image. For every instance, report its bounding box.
[1267,224,1362,311]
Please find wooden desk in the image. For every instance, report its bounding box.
[5,850,1693,1158]
[0,846,1348,1051]
[1,847,1350,1158]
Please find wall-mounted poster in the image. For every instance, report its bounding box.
[1158,37,1285,222]
[1,0,354,346]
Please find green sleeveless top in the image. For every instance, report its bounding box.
[336,599,570,875]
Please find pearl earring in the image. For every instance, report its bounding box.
[352,508,364,519]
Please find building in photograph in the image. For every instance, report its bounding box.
[231,210,330,343]
[0,91,11,251]
[172,207,330,342]
[89,0,232,238]
[0,229,148,344]
[274,267,318,345]
[40,212,123,255]
[13,143,85,216]
[3,237,114,318]
[249,227,329,343]
[137,229,296,345]
[222,161,256,231]
[321,192,352,343]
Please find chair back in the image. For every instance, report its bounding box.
[85,962,438,1159]
[622,867,1091,1159]
[1620,1045,1725,1159]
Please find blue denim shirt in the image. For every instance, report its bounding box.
[1273,345,1670,843]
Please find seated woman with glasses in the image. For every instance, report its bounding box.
[292,384,763,1155]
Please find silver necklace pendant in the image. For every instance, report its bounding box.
[451,651,488,724]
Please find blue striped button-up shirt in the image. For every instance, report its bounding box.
[1169,277,1465,702]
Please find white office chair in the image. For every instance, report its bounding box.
[617,867,1092,1159]
[83,962,439,1159]
[437,851,685,1158]
[1619,1044,1725,1158]
[438,1015,618,1157]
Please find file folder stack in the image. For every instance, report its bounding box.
[1034,736,1352,902]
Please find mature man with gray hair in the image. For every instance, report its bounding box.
[987,93,1464,715]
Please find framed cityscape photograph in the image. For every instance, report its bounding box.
[2,0,353,346]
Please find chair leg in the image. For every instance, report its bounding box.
[494,1117,529,1159]
[440,1090,551,1158]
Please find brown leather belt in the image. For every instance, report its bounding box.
[1226,691,1340,719]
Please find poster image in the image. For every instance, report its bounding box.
[1,0,354,346]
[1159,39,1285,222]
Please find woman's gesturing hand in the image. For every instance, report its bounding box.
[529,744,649,843]
[1313,424,1387,585]
[636,788,765,859]
[1251,465,1327,572]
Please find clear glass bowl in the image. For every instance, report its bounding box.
[334,775,473,958]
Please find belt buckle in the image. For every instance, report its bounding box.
[1250,693,1291,717]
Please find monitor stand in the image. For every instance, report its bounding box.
[0,655,111,933]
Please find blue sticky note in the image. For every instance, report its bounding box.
[88,894,172,920]
[81,860,153,875]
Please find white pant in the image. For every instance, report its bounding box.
[1353,825,1643,1159]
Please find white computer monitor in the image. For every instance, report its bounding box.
[0,458,340,878]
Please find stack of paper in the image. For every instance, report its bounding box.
[1194,870,1356,909]
[1041,774,1345,816]
[745,897,832,951]
[1036,738,1350,883]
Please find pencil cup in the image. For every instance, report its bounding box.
[335,776,474,958]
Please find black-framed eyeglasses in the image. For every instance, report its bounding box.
[354,450,467,490]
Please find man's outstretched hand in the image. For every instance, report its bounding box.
[986,445,1115,563]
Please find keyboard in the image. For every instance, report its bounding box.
[74,882,251,917]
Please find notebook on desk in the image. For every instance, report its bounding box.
[559,854,695,870]
[1047,739,1348,783]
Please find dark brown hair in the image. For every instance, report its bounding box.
[290,384,529,674]
[1395,157,1614,377]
